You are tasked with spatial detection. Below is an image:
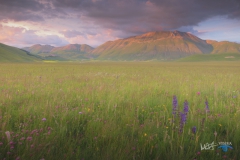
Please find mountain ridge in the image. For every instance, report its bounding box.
[16,30,240,61]
[90,31,215,60]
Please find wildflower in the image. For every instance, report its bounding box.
[0,142,3,146]
[183,100,189,114]
[214,131,217,137]
[180,112,187,124]
[144,133,147,136]
[172,95,178,116]
[205,99,210,112]
[179,112,186,133]
[219,124,222,127]
[197,92,200,95]
[26,137,33,141]
[16,157,20,160]
[192,126,197,134]
[79,112,83,114]
[20,137,25,141]
[42,118,46,121]
[197,151,201,155]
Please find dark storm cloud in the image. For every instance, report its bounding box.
[0,0,69,22]
[51,0,240,35]
[1,0,240,34]
[0,0,45,21]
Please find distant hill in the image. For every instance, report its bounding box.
[206,40,240,54]
[90,31,213,60]
[51,44,93,53]
[23,44,94,60]
[0,43,42,62]
[23,44,54,54]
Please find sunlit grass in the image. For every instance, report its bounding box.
[0,62,239,160]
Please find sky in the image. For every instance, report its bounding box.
[0,0,240,48]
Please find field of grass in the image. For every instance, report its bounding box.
[0,62,239,160]
[177,53,240,62]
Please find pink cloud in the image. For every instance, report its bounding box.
[0,25,68,48]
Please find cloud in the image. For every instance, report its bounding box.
[0,0,70,22]
[0,0,240,46]
[0,25,68,47]
[1,0,240,29]
[60,30,84,38]
[50,0,240,34]
[60,30,97,38]
[0,0,45,22]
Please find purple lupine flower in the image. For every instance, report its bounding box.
[205,99,210,112]
[172,95,178,115]
[180,112,187,124]
[179,112,186,133]
[183,100,189,114]
[192,126,197,134]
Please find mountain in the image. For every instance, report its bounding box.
[23,44,94,60]
[0,43,42,62]
[206,40,240,53]
[90,31,214,60]
[20,31,240,61]
[23,44,54,54]
[51,44,93,53]
[49,44,94,60]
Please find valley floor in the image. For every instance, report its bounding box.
[0,62,239,160]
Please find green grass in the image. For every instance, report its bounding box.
[0,62,239,160]
[177,53,240,62]
[0,43,42,62]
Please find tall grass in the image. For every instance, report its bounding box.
[0,62,239,160]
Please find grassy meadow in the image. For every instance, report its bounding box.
[0,62,239,160]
